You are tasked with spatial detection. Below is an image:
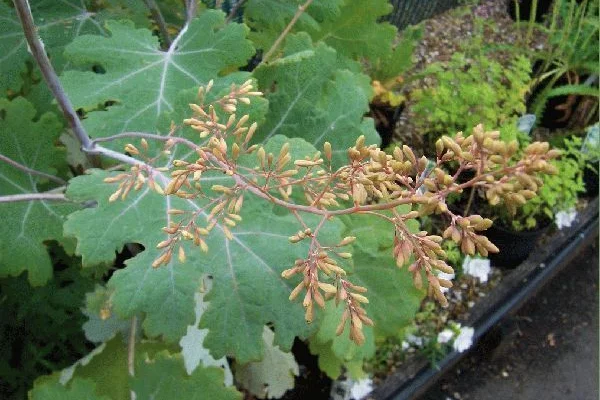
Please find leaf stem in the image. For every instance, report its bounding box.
[128,315,137,376]
[13,0,93,153]
[0,192,67,203]
[260,0,314,64]
[0,153,67,185]
[185,0,198,24]
[128,315,137,400]
[142,0,172,48]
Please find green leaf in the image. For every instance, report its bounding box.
[82,285,132,344]
[65,169,207,343]
[64,136,343,362]
[370,26,422,82]
[61,10,255,142]
[0,0,108,94]
[545,83,600,99]
[57,335,175,400]
[243,0,344,51]
[308,301,375,379]
[179,281,233,385]
[253,34,379,167]
[235,327,299,399]
[132,351,242,400]
[30,378,110,400]
[0,97,78,285]
[244,0,396,64]
[341,212,424,338]
[307,0,396,61]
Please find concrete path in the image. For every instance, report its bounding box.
[420,243,599,400]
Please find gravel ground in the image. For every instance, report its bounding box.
[419,242,599,400]
[393,0,546,152]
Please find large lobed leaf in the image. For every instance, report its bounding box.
[33,335,240,400]
[61,10,255,142]
[243,0,343,51]
[30,378,109,400]
[306,0,396,61]
[252,33,379,166]
[64,136,342,363]
[0,0,109,94]
[244,0,396,63]
[132,351,241,400]
[0,97,78,285]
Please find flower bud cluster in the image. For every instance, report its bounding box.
[103,81,559,346]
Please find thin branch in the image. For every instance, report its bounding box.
[226,0,247,23]
[13,0,93,152]
[0,192,67,203]
[128,315,137,400]
[261,0,313,64]
[86,144,144,166]
[0,153,67,185]
[91,132,186,147]
[85,130,535,223]
[143,0,172,48]
[86,131,421,217]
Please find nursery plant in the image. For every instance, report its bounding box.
[411,51,532,144]
[505,135,588,231]
[516,0,600,123]
[0,0,560,398]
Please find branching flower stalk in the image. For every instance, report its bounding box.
[104,80,560,345]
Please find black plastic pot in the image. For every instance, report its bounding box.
[583,163,599,197]
[485,221,550,268]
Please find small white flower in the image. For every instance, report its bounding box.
[406,334,423,347]
[555,208,577,229]
[453,326,474,352]
[349,378,373,400]
[437,329,454,344]
[401,340,410,351]
[462,256,491,283]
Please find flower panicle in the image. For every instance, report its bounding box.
[101,81,560,345]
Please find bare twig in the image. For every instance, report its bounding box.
[0,192,67,203]
[226,0,247,23]
[143,0,172,48]
[0,153,67,185]
[13,0,93,152]
[261,0,313,64]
